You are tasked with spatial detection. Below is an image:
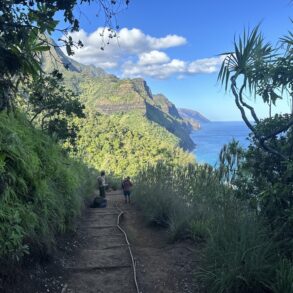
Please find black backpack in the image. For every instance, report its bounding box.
[90,196,107,208]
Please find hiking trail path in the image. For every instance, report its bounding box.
[60,190,200,293]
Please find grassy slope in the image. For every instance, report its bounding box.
[0,112,96,263]
[133,163,293,293]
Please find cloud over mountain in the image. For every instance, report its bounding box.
[63,27,223,79]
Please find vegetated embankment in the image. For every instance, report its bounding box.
[133,162,293,293]
[0,112,96,289]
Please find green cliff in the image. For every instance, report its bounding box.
[43,44,195,150]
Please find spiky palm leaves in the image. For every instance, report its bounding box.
[218,26,293,160]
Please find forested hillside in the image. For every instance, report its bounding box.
[39,42,197,177]
[43,44,196,152]
[71,111,194,176]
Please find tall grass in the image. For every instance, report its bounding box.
[133,162,230,238]
[133,162,291,293]
[0,112,96,265]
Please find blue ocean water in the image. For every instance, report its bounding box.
[191,122,250,166]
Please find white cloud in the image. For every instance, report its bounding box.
[146,34,187,49]
[112,28,186,52]
[122,56,223,79]
[188,56,225,74]
[138,50,170,65]
[62,27,223,79]
[123,59,186,79]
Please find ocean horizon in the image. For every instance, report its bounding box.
[191,121,251,166]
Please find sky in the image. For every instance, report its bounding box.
[58,0,292,121]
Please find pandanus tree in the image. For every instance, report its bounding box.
[218,25,293,161]
[219,25,293,242]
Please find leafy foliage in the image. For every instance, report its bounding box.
[218,25,293,264]
[19,70,85,142]
[0,0,129,111]
[218,25,293,160]
[71,111,194,177]
[0,112,96,264]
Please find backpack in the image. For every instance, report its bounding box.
[90,196,107,208]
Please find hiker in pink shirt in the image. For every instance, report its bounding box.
[121,176,133,203]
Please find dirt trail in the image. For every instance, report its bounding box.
[8,190,200,293]
[60,190,200,293]
[63,190,137,293]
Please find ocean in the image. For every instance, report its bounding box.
[191,121,250,166]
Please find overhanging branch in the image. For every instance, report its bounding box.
[231,75,288,161]
[238,81,260,123]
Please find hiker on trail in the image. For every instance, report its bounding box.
[97,170,107,198]
[122,176,133,203]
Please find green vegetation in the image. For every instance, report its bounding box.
[1,1,196,279]
[0,0,127,271]
[74,72,195,150]
[134,159,292,293]
[133,163,221,239]
[2,2,292,292]
[72,111,194,177]
[134,25,293,293]
[0,112,96,264]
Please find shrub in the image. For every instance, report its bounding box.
[0,112,96,264]
[197,203,277,293]
[134,161,286,292]
[270,259,293,293]
[133,162,227,240]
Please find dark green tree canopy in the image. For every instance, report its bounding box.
[20,70,85,142]
[0,0,129,111]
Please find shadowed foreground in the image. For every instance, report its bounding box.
[63,191,136,293]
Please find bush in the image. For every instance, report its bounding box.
[133,162,227,240]
[134,161,288,292]
[270,259,293,293]
[197,203,277,293]
[0,112,96,264]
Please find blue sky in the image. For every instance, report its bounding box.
[59,0,292,121]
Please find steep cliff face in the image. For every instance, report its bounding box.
[178,108,210,124]
[77,76,195,149]
[153,94,181,119]
[41,38,108,78]
[42,44,195,150]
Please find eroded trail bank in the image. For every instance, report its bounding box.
[5,190,200,293]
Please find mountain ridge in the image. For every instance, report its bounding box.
[178,108,210,124]
[42,43,206,150]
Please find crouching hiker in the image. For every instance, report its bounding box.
[122,176,133,203]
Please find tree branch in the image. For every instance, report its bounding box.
[231,75,288,160]
[238,81,260,123]
[262,117,293,141]
[231,76,255,133]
